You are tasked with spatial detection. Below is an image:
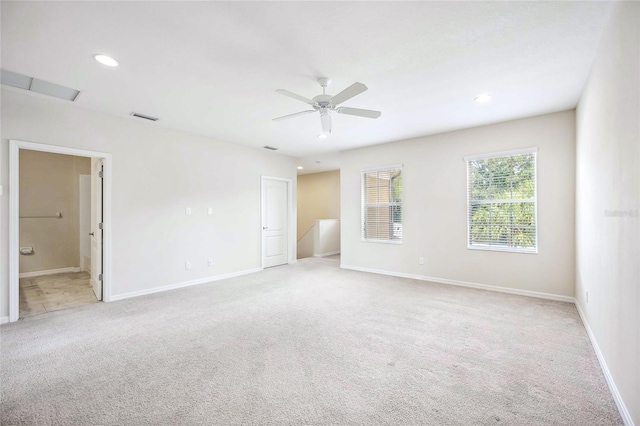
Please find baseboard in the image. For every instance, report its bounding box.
[109,268,263,302]
[339,264,574,303]
[19,267,81,278]
[575,302,634,425]
[0,316,9,325]
[313,251,341,258]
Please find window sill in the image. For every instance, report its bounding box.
[362,239,403,245]
[467,245,537,254]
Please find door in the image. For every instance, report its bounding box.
[262,178,289,268]
[90,159,103,300]
[79,174,91,272]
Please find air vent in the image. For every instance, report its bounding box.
[0,69,80,101]
[130,112,159,122]
[263,146,278,151]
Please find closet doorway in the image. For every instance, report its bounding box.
[9,140,112,323]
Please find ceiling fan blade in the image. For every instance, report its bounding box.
[272,110,315,122]
[336,107,381,119]
[275,89,316,105]
[320,110,332,134]
[330,82,368,105]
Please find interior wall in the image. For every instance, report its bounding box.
[341,110,576,298]
[575,1,639,423]
[0,88,297,318]
[297,170,340,239]
[19,151,90,273]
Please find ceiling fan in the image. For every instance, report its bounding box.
[273,77,381,136]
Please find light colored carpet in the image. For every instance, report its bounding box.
[1,256,622,425]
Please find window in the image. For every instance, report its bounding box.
[361,165,402,243]
[465,149,537,253]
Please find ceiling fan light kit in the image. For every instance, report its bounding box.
[273,77,381,137]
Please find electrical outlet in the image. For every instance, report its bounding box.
[419,257,424,265]
[208,258,213,266]
[185,207,192,215]
[586,291,589,303]
[185,261,192,270]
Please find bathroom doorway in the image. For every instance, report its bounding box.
[17,151,99,318]
[9,140,112,323]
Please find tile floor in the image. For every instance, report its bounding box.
[19,271,98,318]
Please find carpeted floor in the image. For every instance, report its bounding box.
[1,256,622,425]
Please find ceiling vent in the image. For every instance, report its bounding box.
[130,112,159,122]
[263,145,278,151]
[0,69,80,101]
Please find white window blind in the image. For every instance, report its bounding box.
[466,150,537,253]
[361,166,402,243]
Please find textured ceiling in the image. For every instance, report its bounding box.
[1,1,611,173]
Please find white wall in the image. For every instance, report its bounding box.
[316,219,340,256]
[0,88,297,318]
[575,1,639,424]
[341,110,576,298]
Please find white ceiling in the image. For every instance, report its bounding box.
[1,1,611,174]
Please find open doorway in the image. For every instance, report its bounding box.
[9,140,111,323]
[18,151,97,317]
[296,170,341,260]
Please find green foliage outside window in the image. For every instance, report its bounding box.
[468,153,536,251]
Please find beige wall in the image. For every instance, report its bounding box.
[341,110,576,298]
[19,151,90,273]
[297,170,340,239]
[0,88,296,318]
[575,1,639,423]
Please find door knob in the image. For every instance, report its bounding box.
[89,232,95,236]
[263,226,268,230]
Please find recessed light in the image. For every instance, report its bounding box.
[297,166,304,170]
[474,93,492,103]
[94,54,119,67]
[318,133,328,139]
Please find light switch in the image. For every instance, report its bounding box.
[207,207,213,215]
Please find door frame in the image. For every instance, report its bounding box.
[8,139,113,323]
[260,175,295,269]
[78,173,91,272]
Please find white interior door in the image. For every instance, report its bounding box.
[262,178,288,268]
[79,174,91,272]
[90,159,103,300]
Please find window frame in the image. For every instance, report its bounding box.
[361,164,403,244]
[464,148,538,254]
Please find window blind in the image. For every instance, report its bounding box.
[466,151,537,253]
[361,166,402,242]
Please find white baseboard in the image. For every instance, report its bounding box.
[0,316,9,325]
[314,251,341,258]
[339,264,574,303]
[19,267,81,278]
[109,268,263,302]
[575,302,634,426]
